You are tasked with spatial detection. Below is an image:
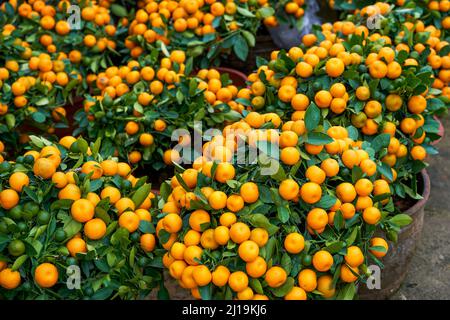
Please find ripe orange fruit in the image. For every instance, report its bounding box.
[370,237,389,258]
[229,222,251,244]
[336,182,357,203]
[340,265,359,283]
[238,240,259,262]
[214,226,230,245]
[101,160,118,176]
[408,95,427,114]
[321,158,339,177]
[240,182,259,203]
[300,182,322,204]
[265,266,287,288]
[317,275,336,298]
[169,260,187,280]
[245,256,267,278]
[0,268,21,289]
[315,90,333,108]
[326,58,345,77]
[189,209,210,232]
[163,213,182,233]
[140,234,156,252]
[183,245,203,266]
[192,265,212,287]
[219,212,237,227]
[183,230,201,247]
[280,147,301,165]
[363,207,381,225]
[33,158,56,179]
[58,183,81,201]
[284,232,305,254]
[249,228,269,247]
[208,191,227,210]
[0,189,19,210]
[312,250,334,272]
[307,208,328,230]
[355,178,373,196]
[81,161,103,179]
[66,237,87,257]
[228,271,248,292]
[9,172,29,192]
[345,246,364,267]
[100,186,121,204]
[34,263,58,288]
[284,286,307,300]
[340,202,356,219]
[118,211,140,232]
[305,165,326,184]
[212,265,230,287]
[298,269,317,292]
[115,197,135,214]
[226,194,244,212]
[84,218,107,240]
[411,146,426,161]
[71,199,95,223]
[279,179,299,200]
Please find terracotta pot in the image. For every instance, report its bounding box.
[214,67,248,87]
[358,169,431,299]
[431,115,445,146]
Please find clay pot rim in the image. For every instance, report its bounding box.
[404,169,430,216]
[214,66,248,83]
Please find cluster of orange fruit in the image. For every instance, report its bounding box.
[243,21,448,174]
[0,136,160,298]
[125,0,306,58]
[156,109,403,299]
[80,49,247,167]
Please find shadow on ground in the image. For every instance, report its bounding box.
[391,114,450,300]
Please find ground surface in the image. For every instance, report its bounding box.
[391,115,450,300]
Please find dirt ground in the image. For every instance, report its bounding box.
[391,114,450,300]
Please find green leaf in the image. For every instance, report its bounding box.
[249,278,264,294]
[257,7,275,18]
[306,132,333,145]
[198,284,212,300]
[337,282,356,300]
[237,6,255,18]
[305,103,320,132]
[11,255,28,271]
[139,220,156,234]
[270,277,295,297]
[324,241,345,254]
[377,162,393,182]
[32,112,46,123]
[131,183,151,208]
[110,4,128,17]
[316,194,337,210]
[242,30,256,47]
[370,134,391,153]
[389,214,413,227]
[233,35,249,61]
[246,214,279,235]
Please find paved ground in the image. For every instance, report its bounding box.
[391,114,450,300]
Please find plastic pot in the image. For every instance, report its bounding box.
[358,169,431,299]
